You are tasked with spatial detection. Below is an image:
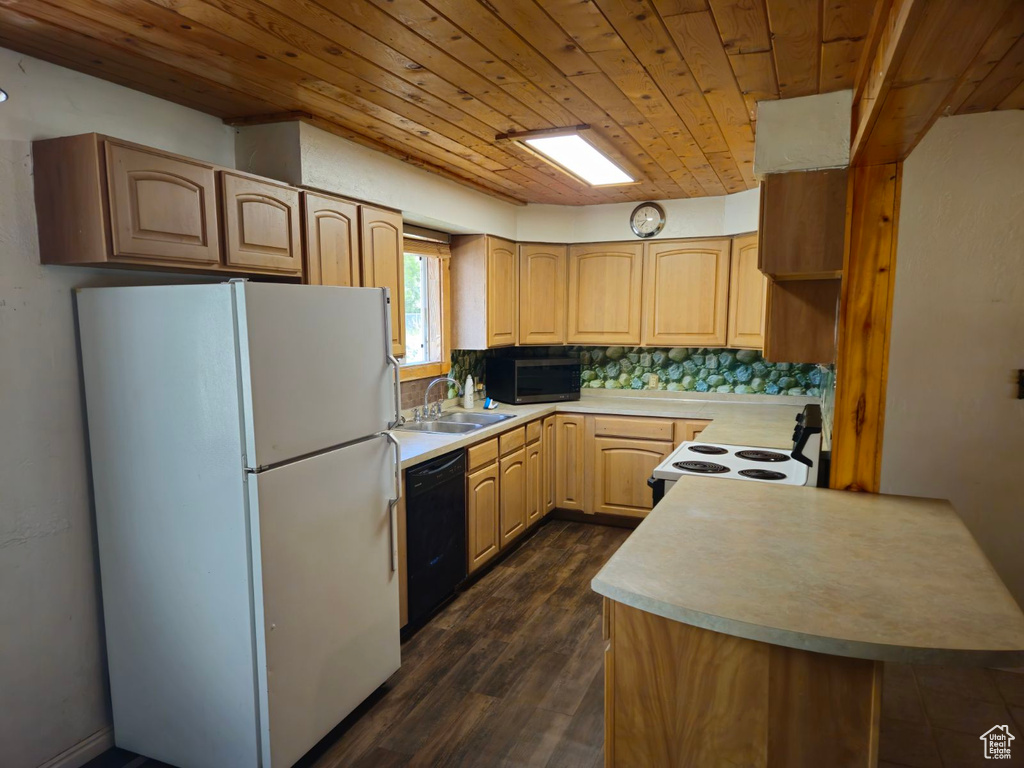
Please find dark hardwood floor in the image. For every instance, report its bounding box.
[307,520,630,768]
[88,520,629,768]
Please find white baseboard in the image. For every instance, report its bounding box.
[37,727,114,768]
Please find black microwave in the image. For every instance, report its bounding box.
[485,357,581,404]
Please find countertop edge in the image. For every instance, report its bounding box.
[591,576,1024,666]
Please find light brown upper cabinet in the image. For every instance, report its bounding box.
[450,235,518,349]
[360,206,405,357]
[519,243,567,345]
[567,242,644,345]
[303,192,359,287]
[220,172,302,276]
[642,238,731,347]
[34,134,223,270]
[759,169,848,279]
[727,233,767,349]
[106,142,220,266]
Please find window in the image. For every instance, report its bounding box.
[404,253,430,364]
[400,237,451,381]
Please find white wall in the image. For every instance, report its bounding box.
[753,90,852,175]
[881,110,1024,605]
[236,121,761,242]
[0,48,234,768]
[515,188,759,242]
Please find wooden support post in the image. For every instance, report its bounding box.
[829,163,901,493]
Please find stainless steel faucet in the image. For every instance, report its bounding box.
[424,376,463,419]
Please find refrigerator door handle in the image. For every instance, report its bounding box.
[383,431,402,573]
[381,288,402,429]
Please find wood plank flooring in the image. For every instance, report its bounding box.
[304,520,629,768]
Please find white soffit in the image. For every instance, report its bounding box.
[753,90,853,177]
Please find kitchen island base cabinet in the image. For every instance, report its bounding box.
[603,599,882,768]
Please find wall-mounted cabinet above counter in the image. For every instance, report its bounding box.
[452,233,766,354]
[32,134,406,355]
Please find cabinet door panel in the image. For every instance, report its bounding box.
[526,441,542,528]
[499,448,527,547]
[487,237,518,347]
[555,414,586,511]
[106,142,220,265]
[643,239,730,346]
[568,243,644,345]
[303,192,359,287]
[467,462,500,574]
[727,234,766,349]
[593,437,674,517]
[543,416,556,515]
[360,206,405,357]
[221,172,301,274]
[519,244,567,345]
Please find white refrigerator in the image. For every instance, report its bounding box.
[76,281,403,768]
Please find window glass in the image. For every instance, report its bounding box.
[403,253,429,364]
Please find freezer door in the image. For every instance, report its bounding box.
[237,282,397,469]
[249,436,401,768]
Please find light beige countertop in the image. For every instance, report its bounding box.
[592,477,1024,665]
[393,391,812,468]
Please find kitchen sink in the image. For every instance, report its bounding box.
[439,411,516,425]
[398,420,483,434]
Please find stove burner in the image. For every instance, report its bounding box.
[735,449,790,463]
[687,445,728,455]
[674,460,730,474]
[739,469,788,481]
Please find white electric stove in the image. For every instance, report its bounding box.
[653,440,810,491]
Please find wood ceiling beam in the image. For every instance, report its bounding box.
[851,0,1016,166]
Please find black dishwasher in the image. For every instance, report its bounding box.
[405,449,467,629]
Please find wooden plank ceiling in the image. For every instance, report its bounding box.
[0,0,1020,205]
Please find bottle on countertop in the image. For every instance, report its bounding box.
[463,374,475,409]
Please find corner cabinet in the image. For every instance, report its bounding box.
[450,235,518,349]
[360,206,405,357]
[727,233,767,349]
[642,238,731,347]
[567,242,644,345]
[220,172,302,276]
[303,192,360,287]
[519,243,567,345]
[555,414,586,511]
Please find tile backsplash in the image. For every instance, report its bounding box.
[448,346,831,400]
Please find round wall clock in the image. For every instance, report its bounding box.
[630,202,666,238]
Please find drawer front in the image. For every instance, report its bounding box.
[499,426,526,456]
[593,416,674,442]
[526,419,542,445]
[673,419,713,446]
[467,438,499,472]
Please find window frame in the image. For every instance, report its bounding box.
[399,238,452,382]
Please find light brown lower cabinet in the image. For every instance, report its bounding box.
[467,461,500,574]
[604,599,881,767]
[499,448,527,547]
[591,436,674,518]
[543,416,557,515]
[525,439,543,528]
[555,414,586,511]
[673,418,712,447]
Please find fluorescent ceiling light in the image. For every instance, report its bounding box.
[523,134,633,186]
[0,89,7,103]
